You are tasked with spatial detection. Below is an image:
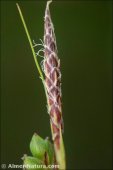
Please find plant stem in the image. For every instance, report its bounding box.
[16,3,48,110]
[16,3,44,81]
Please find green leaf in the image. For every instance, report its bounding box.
[30,133,55,167]
[23,155,44,170]
[30,133,47,160]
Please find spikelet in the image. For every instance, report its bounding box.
[42,0,63,149]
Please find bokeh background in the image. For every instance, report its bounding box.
[1,0,112,169]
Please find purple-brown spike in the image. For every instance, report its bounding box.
[43,0,63,147]
[42,1,65,169]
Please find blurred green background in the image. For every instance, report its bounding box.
[1,0,112,169]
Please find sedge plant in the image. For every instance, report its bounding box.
[16,1,66,169]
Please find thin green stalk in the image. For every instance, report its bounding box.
[16,3,49,112]
[16,3,44,81]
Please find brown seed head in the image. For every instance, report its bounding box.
[43,0,63,149]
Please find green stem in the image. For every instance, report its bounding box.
[16,3,49,109]
[16,3,44,81]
